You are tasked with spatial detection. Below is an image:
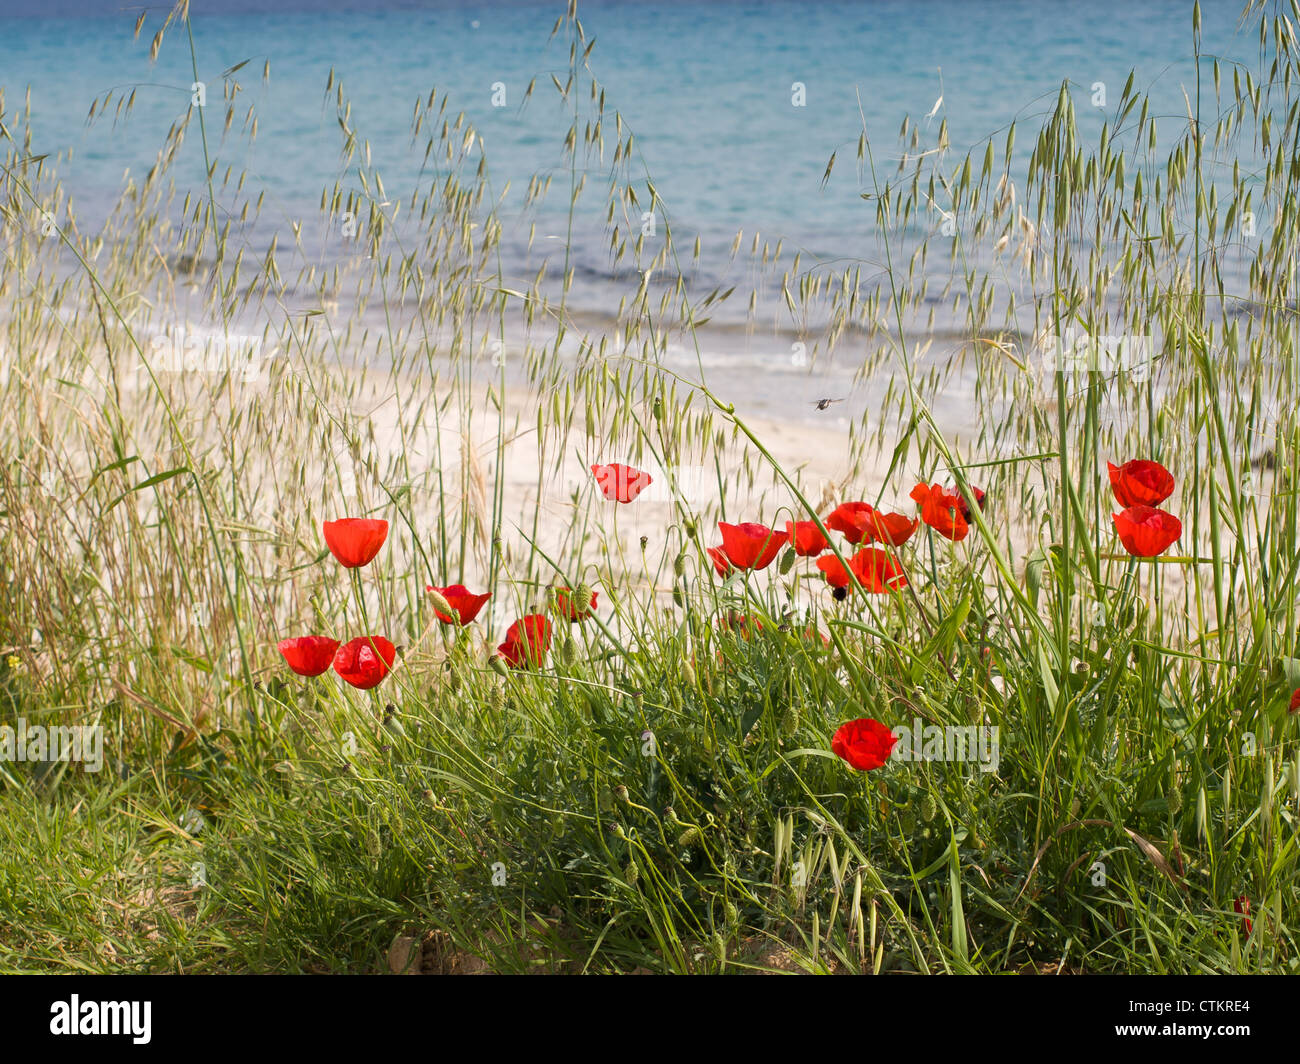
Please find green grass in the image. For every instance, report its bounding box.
[0,0,1298,973]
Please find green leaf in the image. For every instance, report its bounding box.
[106,466,191,511]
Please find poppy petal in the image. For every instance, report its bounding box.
[277,635,340,677]
[831,718,898,771]
[332,635,397,689]
[323,518,389,568]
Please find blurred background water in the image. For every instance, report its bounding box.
[0,0,1265,422]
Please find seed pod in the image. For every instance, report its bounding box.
[489,654,510,678]
[425,586,454,621]
[920,793,937,823]
[711,932,726,962]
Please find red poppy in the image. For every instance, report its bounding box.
[706,546,733,576]
[718,522,788,571]
[1112,505,1181,557]
[1289,688,1300,715]
[826,502,919,547]
[865,509,921,546]
[1234,895,1253,936]
[426,584,491,625]
[1108,460,1175,508]
[910,482,985,542]
[831,718,899,771]
[497,614,552,668]
[277,635,340,677]
[816,547,909,594]
[332,635,397,689]
[785,519,829,557]
[555,586,598,622]
[323,518,389,568]
[591,462,653,503]
[825,502,874,545]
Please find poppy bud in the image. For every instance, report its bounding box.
[678,826,702,848]
[780,704,800,736]
[560,637,577,665]
[624,860,640,885]
[672,585,684,608]
[1168,788,1182,814]
[778,547,796,575]
[490,686,505,712]
[684,520,698,539]
[920,793,937,822]
[574,583,596,615]
[673,551,687,577]
[425,586,454,621]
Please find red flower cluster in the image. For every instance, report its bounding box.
[825,502,919,546]
[277,517,399,689]
[704,490,938,600]
[816,548,908,594]
[1108,460,1180,557]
